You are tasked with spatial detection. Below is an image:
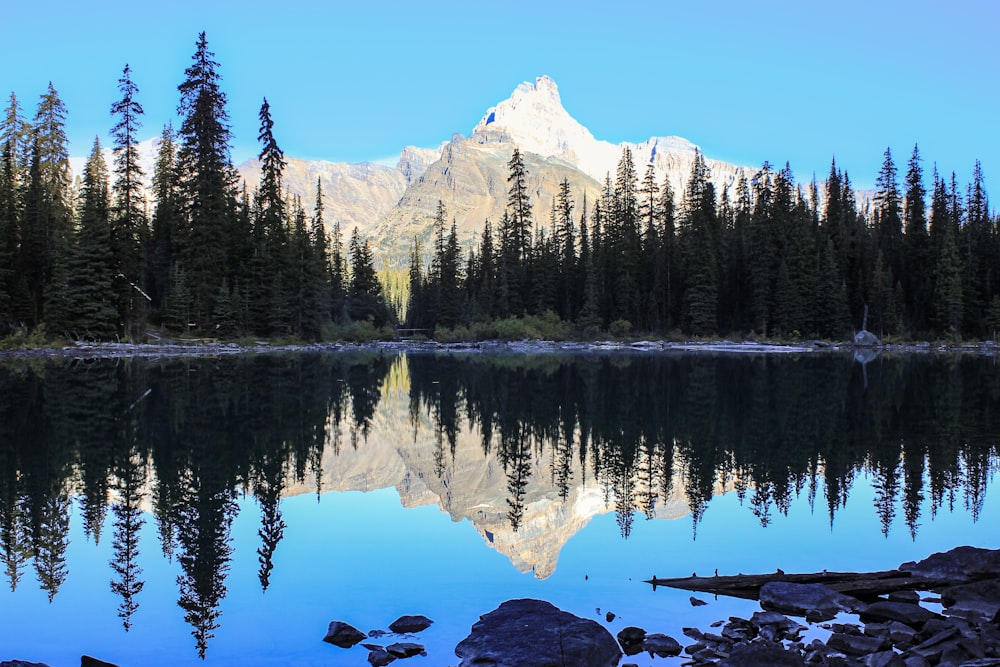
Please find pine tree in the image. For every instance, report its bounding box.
[900,144,929,333]
[875,147,903,286]
[347,227,388,325]
[679,150,718,335]
[45,138,117,339]
[21,83,73,326]
[148,123,179,313]
[0,94,29,329]
[110,64,149,339]
[176,32,237,325]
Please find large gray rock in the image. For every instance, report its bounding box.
[454,598,621,667]
[900,546,1000,584]
[322,620,367,648]
[859,601,940,629]
[941,578,1000,620]
[759,581,861,621]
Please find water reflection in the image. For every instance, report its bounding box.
[0,351,997,658]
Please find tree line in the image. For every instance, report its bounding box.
[407,146,999,341]
[0,33,389,342]
[2,31,997,343]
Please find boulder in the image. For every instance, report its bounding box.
[367,648,396,666]
[388,615,434,634]
[759,581,861,621]
[826,631,890,656]
[718,640,806,667]
[616,626,646,656]
[323,620,367,648]
[641,633,682,658]
[454,599,621,667]
[941,578,1000,621]
[859,601,940,629]
[386,642,425,658]
[900,546,1000,584]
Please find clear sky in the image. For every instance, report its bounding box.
[3,0,998,198]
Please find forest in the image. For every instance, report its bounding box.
[1,33,997,344]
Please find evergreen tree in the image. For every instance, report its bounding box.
[176,32,237,325]
[110,64,149,339]
[147,123,179,313]
[679,150,718,335]
[45,138,117,339]
[347,227,388,325]
[0,93,30,329]
[902,144,929,333]
[874,147,903,285]
[21,83,72,326]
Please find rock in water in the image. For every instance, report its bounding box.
[388,615,434,634]
[616,626,646,656]
[322,620,367,648]
[759,581,861,621]
[81,659,119,667]
[454,598,621,667]
[719,641,806,667]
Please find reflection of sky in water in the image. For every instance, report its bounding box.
[3,472,997,667]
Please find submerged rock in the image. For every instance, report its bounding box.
[616,626,646,655]
[366,647,396,666]
[322,620,367,648]
[385,642,425,658]
[759,581,861,621]
[388,615,434,634]
[454,598,621,667]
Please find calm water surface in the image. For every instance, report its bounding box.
[0,351,997,666]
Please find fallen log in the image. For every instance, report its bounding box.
[645,569,927,601]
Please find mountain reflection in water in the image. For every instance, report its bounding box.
[0,351,997,661]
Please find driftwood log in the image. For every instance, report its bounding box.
[645,569,928,602]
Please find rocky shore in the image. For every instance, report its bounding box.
[1,336,997,361]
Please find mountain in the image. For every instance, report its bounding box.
[72,76,754,262]
[367,75,750,262]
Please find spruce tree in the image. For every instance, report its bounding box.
[110,64,149,339]
[176,32,237,326]
[679,150,718,335]
[902,144,929,333]
[148,123,179,313]
[875,147,903,285]
[21,83,72,326]
[45,138,117,339]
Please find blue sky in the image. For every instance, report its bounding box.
[4,0,998,198]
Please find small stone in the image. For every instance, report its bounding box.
[888,591,920,604]
[690,596,708,606]
[386,642,425,658]
[605,611,616,622]
[323,620,367,648]
[388,615,434,634]
[860,601,941,629]
[826,631,890,656]
[367,648,396,667]
[641,633,682,657]
[81,659,119,667]
[863,650,906,667]
[617,626,647,656]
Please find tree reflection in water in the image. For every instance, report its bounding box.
[0,350,997,656]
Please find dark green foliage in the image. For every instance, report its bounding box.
[45,138,118,339]
[175,33,237,325]
[110,64,149,339]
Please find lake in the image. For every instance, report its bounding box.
[0,350,997,666]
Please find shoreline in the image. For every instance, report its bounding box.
[0,337,997,361]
